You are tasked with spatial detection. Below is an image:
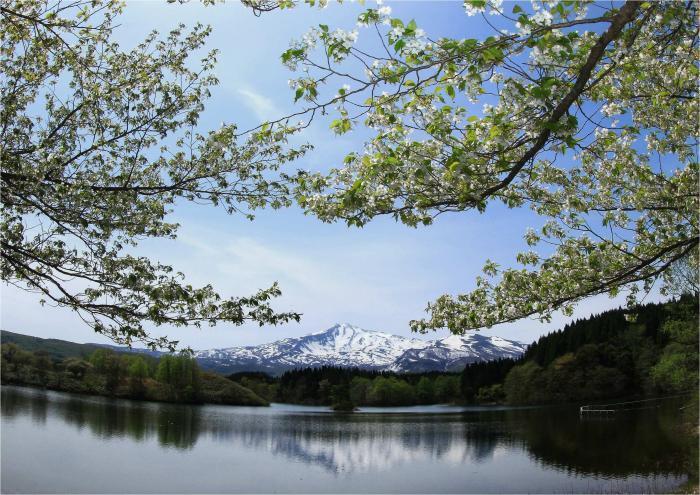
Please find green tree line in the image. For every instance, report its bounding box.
[231,366,462,410]
[1,346,268,406]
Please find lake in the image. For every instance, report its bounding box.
[0,385,692,493]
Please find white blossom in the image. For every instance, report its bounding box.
[464,0,485,16]
[531,9,553,25]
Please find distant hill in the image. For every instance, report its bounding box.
[1,330,112,361]
[0,330,161,362]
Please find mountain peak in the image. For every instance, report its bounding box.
[311,322,362,336]
[328,322,363,334]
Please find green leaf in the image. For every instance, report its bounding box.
[330,118,352,134]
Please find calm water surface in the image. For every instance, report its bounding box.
[0,385,691,493]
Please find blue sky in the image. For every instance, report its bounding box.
[1,0,650,350]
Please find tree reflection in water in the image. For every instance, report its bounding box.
[1,387,200,450]
[1,386,693,482]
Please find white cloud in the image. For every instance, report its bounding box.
[180,233,423,320]
[236,88,277,121]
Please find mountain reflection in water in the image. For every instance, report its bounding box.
[1,385,691,483]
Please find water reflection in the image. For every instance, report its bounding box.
[217,415,508,473]
[2,387,201,450]
[513,407,692,477]
[1,386,691,480]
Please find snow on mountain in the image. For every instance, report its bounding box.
[388,333,527,373]
[193,323,526,375]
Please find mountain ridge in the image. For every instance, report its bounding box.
[194,323,527,375]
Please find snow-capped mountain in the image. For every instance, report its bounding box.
[194,323,527,375]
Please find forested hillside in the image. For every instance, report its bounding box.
[461,296,698,405]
